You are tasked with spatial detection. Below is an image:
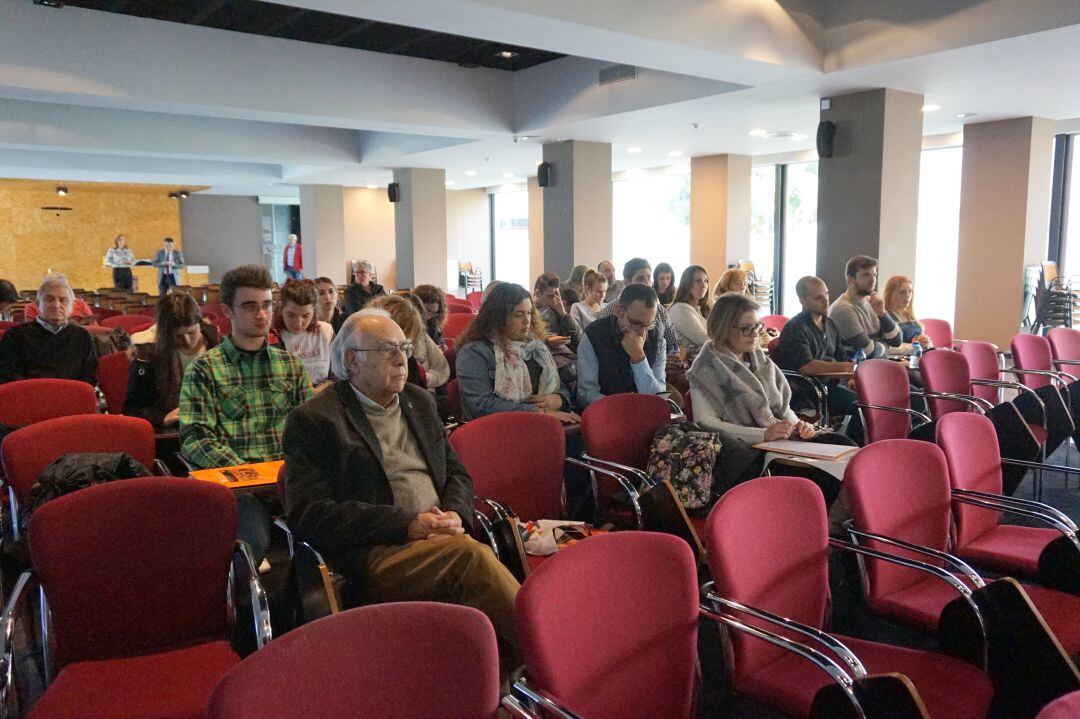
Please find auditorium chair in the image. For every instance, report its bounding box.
[760,314,788,333]
[843,440,1080,686]
[937,413,1080,595]
[0,378,97,427]
[0,414,161,540]
[703,475,993,719]
[443,312,473,343]
[513,532,699,719]
[1012,333,1080,470]
[466,290,483,309]
[854,359,932,443]
[96,350,132,414]
[446,303,474,314]
[1038,689,1080,718]
[920,318,955,350]
[1048,327,1080,378]
[0,477,270,719]
[100,314,154,334]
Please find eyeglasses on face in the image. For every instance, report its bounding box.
[233,300,274,315]
[626,317,657,331]
[733,322,764,337]
[352,341,414,359]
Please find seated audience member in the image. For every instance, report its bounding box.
[23,272,95,323]
[413,284,449,349]
[883,275,934,353]
[481,280,503,304]
[594,258,680,354]
[774,276,859,430]
[688,292,854,488]
[456,283,576,423]
[533,272,581,351]
[652,262,676,306]
[829,255,901,359]
[283,309,520,670]
[714,268,751,297]
[570,269,607,329]
[180,265,314,565]
[576,284,667,410]
[370,295,450,390]
[598,260,624,303]
[0,280,19,320]
[126,293,219,427]
[667,265,711,361]
[0,275,97,385]
[273,279,334,387]
[343,260,387,316]
[314,276,346,335]
[566,264,589,297]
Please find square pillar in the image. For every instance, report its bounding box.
[393,168,448,289]
[298,185,346,283]
[527,177,545,284]
[542,140,612,278]
[690,154,751,272]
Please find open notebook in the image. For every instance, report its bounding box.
[752,440,859,461]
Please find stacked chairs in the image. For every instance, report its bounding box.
[0,379,97,428]
[0,477,270,718]
[854,359,932,443]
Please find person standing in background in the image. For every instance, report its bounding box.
[105,235,136,290]
[283,234,303,281]
[152,237,185,296]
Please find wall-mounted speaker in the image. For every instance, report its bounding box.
[816,121,836,159]
[537,161,552,188]
[387,182,400,203]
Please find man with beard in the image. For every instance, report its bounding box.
[828,255,901,359]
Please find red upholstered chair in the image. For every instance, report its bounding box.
[1038,689,1080,718]
[466,290,483,309]
[446,303,474,314]
[199,302,226,320]
[445,378,462,421]
[920,348,994,419]
[961,341,1005,405]
[920,318,954,350]
[703,475,993,719]
[96,350,132,414]
[513,532,699,719]
[843,439,1080,658]
[1012,333,1072,391]
[0,378,97,427]
[443,313,473,342]
[100,314,154,334]
[1,414,158,539]
[854,359,930,443]
[1,477,269,719]
[206,602,515,719]
[760,314,788,333]
[1048,327,1080,380]
[210,315,232,338]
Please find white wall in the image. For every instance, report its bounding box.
[446,189,491,290]
[343,187,397,289]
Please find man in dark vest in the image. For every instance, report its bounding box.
[576,283,666,409]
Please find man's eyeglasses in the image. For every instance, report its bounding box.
[233,301,274,315]
[734,322,764,337]
[353,342,414,359]
[623,316,656,332]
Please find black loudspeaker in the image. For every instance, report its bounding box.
[537,162,552,188]
[817,121,836,158]
[387,182,400,203]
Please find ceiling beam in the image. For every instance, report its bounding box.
[190,0,232,26]
[326,19,375,45]
[261,8,309,36]
[383,30,438,55]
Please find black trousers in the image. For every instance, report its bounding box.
[112,267,133,290]
[159,273,177,296]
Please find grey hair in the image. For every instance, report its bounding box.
[329,307,392,380]
[37,273,75,308]
[354,260,374,274]
[706,292,759,345]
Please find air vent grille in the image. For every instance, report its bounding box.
[599,64,637,86]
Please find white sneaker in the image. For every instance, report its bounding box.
[258,558,271,574]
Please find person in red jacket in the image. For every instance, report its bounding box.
[283,234,303,280]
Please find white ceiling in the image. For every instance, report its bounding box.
[3,0,1080,196]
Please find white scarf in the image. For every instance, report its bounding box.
[492,338,560,402]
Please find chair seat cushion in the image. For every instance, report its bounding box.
[738,634,992,719]
[29,641,239,719]
[1023,585,1080,657]
[956,524,1059,577]
[872,574,974,633]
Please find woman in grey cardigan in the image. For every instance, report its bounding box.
[455,282,578,423]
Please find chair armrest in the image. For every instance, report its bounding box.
[512,678,588,719]
[151,459,171,476]
[1002,457,1080,477]
[233,541,272,649]
[500,694,547,719]
[472,510,501,559]
[174,452,197,474]
[970,379,1046,419]
[474,495,513,521]
[955,488,1078,533]
[0,571,39,712]
[271,516,294,558]
[916,391,992,414]
[782,370,829,423]
[1003,367,1072,389]
[842,525,985,589]
[952,490,1079,547]
[664,397,685,419]
[566,456,644,530]
[856,403,932,426]
[293,540,344,621]
[577,453,653,490]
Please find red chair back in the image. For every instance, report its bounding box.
[1,415,156,504]
[443,313,473,342]
[100,314,154,334]
[446,304,473,315]
[96,350,132,414]
[766,336,780,360]
[581,393,672,469]
[960,341,1001,405]
[445,378,462,420]
[1037,689,1080,719]
[920,318,954,350]
[0,320,15,331]
[760,314,788,332]
[920,348,973,419]
[211,315,232,337]
[0,378,98,426]
[205,603,500,719]
[466,291,483,309]
[855,359,912,442]
[1011,333,1054,389]
[30,477,236,667]
[1048,328,1080,381]
[936,413,1005,549]
[705,476,829,684]
[515,532,698,719]
[200,303,226,320]
[844,439,952,604]
[450,412,565,520]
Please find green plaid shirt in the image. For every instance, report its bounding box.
[180,337,314,469]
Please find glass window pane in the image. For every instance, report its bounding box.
[1063,141,1080,276]
[749,165,776,287]
[781,162,818,313]
[914,147,963,324]
[613,173,690,279]
[491,191,530,289]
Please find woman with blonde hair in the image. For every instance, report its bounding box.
[369,294,450,389]
[883,275,933,350]
[570,269,607,329]
[714,268,750,298]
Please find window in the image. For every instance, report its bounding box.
[749,165,777,285]
[1061,138,1080,277]
[612,172,690,279]
[490,191,530,289]
[781,162,818,313]
[914,147,963,324]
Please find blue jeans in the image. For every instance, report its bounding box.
[236,493,272,562]
[284,268,303,281]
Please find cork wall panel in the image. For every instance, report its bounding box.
[0,184,182,293]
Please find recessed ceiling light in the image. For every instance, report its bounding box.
[922,104,941,112]
[957,112,978,119]
[178,190,190,199]
[495,50,518,59]
[748,129,768,137]
[626,146,643,154]
[366,184,377,190]
[464,170,477,177]
[502,172,515,179]
[445,180,456,187]
[668,150,684,157]
[55,186,67,196]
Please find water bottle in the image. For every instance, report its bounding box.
[909,341,923,369]
[853,348,865,369]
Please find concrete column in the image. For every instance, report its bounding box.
[690,154,751,274]
[542,140,612,277]
[527,177,544,283]
[955,117,1054,347]
[298,185,347,283]
[393,167,448,289]
[816,88,923,296]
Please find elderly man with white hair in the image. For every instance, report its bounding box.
[282,308,520,671]
[342,260,386,317]
[0,274,97,384]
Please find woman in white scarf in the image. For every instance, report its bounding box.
[456,283,579,423]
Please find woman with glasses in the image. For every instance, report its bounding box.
[370,294,450,390]
[667,265,711,362]
[688,292,854,491]
[272,279,334,387]
[455,282,578,423]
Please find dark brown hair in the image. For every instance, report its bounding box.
[221,265,273,307]
[672,264,712,318]
[151,293,203,402]
[458,282,545,348]
[273,279,318,332]
[413,284,448,329]
[845,255,878,278]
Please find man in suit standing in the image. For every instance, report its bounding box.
[282,308,520,671]
[152,237,185,296]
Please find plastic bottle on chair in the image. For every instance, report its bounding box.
[853,348,865,369]
[908,341,922,369]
